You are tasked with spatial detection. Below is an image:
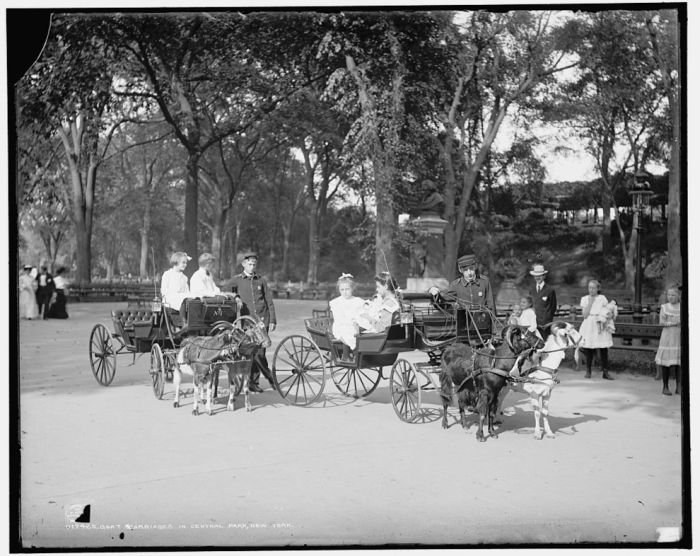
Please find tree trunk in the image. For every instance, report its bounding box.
[184,152,200,277]
[139,200,151,279]
[307,210,319,285]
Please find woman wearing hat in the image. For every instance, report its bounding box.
[47,267,70,319]
[160,251,193,310]
[19,265,39,320]
[528,263,557,338]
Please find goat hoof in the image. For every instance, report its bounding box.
[227,403,234,412]
[442,421,448,429]
[491,433,499,439]
[192,409,198,416]
[546,433,555,439]
[534,432,543,440]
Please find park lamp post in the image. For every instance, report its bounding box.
[630,174,654,322]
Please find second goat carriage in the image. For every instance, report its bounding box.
[88,296,270,414]
[271,292,504,421]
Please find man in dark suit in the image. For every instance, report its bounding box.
[528,263,557,339]
[230,252,276,393]
[35,266,55,320]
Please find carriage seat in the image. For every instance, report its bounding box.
[112,309,154,343]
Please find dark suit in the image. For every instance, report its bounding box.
[529,282,557,337]
[35,271,55,320]
[230,272,276,387]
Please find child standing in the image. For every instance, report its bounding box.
[656,287,681,396]
[329,273,365,351]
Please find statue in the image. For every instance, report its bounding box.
[418,179,444,216]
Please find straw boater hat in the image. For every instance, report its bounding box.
[529,264,548,277]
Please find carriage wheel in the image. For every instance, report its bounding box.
[390,359,422,423]
[272,335,326,406]
[89,324,117,386]
[331,365,382,399]
[150,344,165,399]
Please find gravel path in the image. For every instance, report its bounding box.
[17,301,685,548]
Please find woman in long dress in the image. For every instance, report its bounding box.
[578,279,615,380]
[19,265,38,319]
[47,267,70,319]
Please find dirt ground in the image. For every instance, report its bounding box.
[16,301,687,548]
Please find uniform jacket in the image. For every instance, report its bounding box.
[529,282,557,327]
[442,275,495,311]
[230,272,276,326]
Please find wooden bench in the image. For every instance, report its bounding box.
[611,322,662,353]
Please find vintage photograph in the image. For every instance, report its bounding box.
[9,2,689,549]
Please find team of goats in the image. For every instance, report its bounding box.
[169,315,582,443]
[440,322,582,441]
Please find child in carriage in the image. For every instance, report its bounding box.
[329,273,365,352]
[355,272,401,334]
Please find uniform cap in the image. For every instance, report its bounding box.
[241,251,258,260]
[457,254,477,267]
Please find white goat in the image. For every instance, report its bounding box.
[508,322,581,439]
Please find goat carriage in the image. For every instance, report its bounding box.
[270,292,503,420]
[88,296,268,413]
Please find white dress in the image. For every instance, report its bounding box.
[356,295,401,333]
[517,307,542,339]
[189,268,222,298]
[329,295,365,349]
[160,268,191,310]
[19,273,38,319]
[578,294,613,349]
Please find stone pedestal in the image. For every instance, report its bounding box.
[406,212,449,293]
[495,279,522,311]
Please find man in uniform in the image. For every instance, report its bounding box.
[230,252,277,393]
[528,263,557,339]
[429,253,496,312]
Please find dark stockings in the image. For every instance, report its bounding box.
[662,365,681,395]
[583,348,611,379]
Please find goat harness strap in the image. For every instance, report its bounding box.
[510,365,560,384]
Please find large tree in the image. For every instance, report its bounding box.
[18,15,121,283]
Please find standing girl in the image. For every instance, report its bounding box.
[578,279,614,380]
[329,273,365,351]
[656,286,681,395]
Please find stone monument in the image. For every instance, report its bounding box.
[494,252,524,312]
[406,181,449,292]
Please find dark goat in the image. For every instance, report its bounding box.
[439,342,479,430]
[472,326,544,441]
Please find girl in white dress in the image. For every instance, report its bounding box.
[656,287,681,395]
[516,295,542,339]
[356,272,401,333]
[329,274,365,351]
[578,279,615,380]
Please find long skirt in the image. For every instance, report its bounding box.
[19,289,38,319]
[47,289,69,319]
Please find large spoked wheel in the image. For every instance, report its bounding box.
[272,335,327,406]
[150,344,165,399]
[390,359,422,423]
[331,365,382,399]
[89,324,117,386]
